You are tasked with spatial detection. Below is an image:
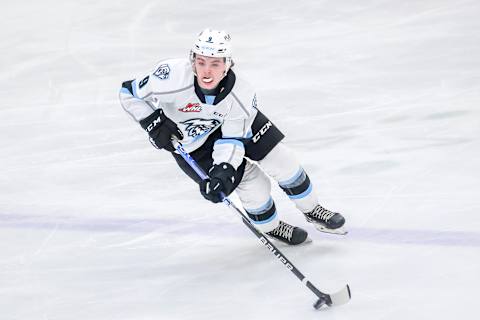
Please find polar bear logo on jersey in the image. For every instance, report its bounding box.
[153,64,170,80]
[181,118,220,138]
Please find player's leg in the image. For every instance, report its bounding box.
[258,143,346,234]
[235,160,309,244]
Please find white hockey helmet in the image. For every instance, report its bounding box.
[190,28,233,75]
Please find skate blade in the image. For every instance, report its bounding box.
[301,236,313,245]
[267,235,313,246]
[313,224,348,235]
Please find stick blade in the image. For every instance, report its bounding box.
[328,284,351,306]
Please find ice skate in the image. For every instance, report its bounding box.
[266,220,311,245]
[304,205,347,235]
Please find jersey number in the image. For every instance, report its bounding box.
[139,76,149,89]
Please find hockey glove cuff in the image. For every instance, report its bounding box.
[200,162,237,203]
[139,109,183,152]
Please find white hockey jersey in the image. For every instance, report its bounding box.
[119,58,259,169]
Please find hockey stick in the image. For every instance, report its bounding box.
[173,141,351,309]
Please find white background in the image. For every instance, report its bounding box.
[1,0,479,319]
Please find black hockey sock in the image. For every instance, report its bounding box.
[279,169,311,198]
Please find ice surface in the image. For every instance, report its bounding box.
[1,0,479,319]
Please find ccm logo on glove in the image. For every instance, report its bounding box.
[139,109,183,152]
[146,116,162,132]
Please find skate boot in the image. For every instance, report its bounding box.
[266,220,310,245]
[304,205,347,235]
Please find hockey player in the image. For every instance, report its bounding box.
[119,28,346,245]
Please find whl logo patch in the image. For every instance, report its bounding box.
[178,103,202,113]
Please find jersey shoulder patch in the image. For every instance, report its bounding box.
[149,58,193,91]
[153,64,171,80]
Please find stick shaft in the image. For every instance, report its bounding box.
[174,143,330,302]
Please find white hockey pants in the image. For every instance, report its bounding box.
[235,143,319,232]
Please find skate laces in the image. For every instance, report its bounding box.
[310,206,336,222]
[268,221,294,241]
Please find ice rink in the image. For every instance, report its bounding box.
[1,0,479,319]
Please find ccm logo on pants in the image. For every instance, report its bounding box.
[253,121,272,143]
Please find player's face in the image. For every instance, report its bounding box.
[194,55,226,90]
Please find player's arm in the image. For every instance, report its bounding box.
[119,73,156,121]
[119,71,182,151]
[212,117,250,168]
[200,105,255,203]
